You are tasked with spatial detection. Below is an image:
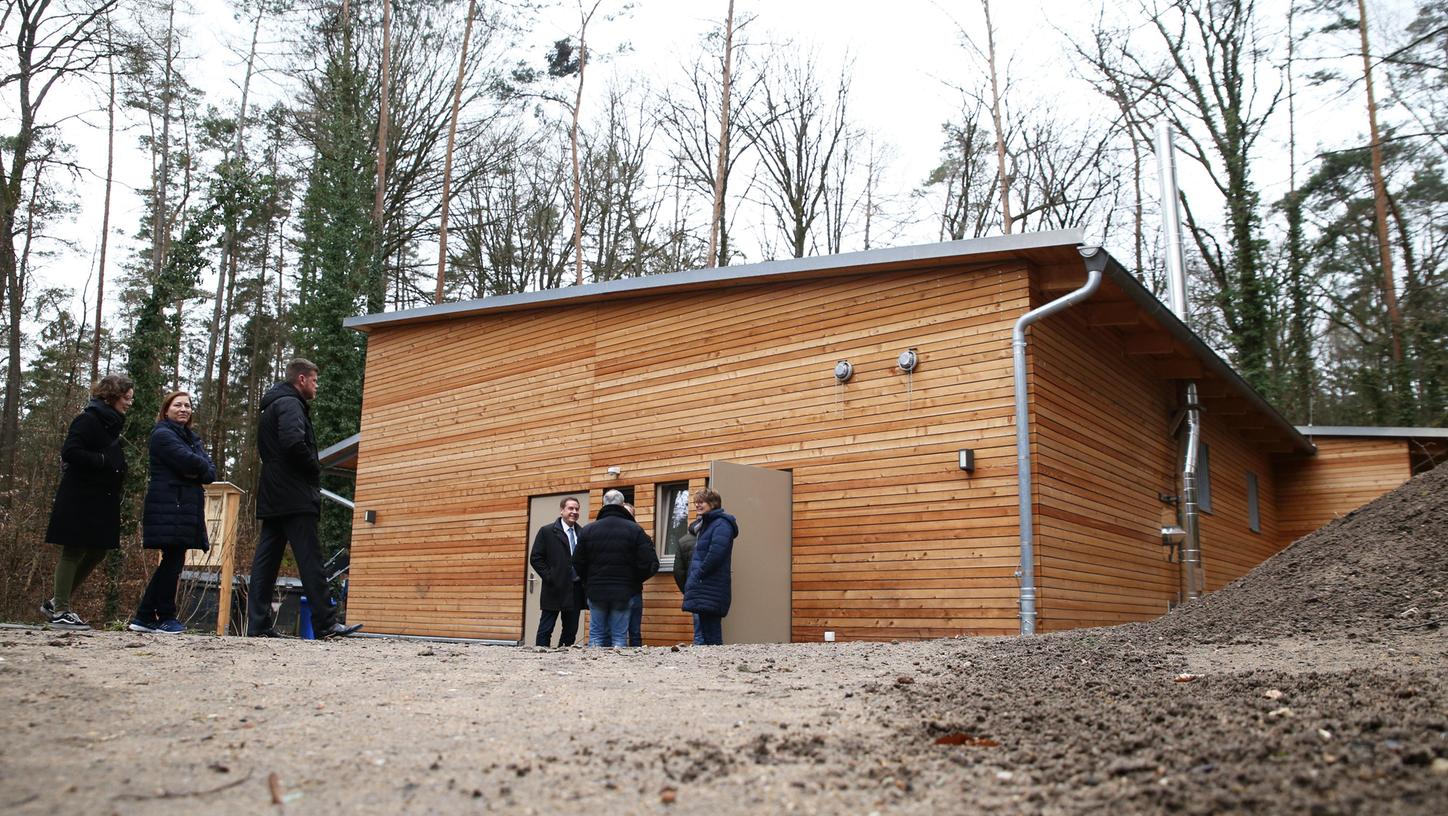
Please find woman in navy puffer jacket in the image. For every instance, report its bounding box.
[130,391,215,634]
[682,488,738,645]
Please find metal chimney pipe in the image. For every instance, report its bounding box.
[1156,122,1188,318]
[1156,122,1205,602]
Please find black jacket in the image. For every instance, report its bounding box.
[142,420,216,550]
[574,504,659,604]
[683,509,738,616]
[255,382,321,518]
[45,399,128,550]
[530,518,582,611]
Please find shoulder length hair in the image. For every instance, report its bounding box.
[157,391,195,428]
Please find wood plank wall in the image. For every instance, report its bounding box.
[348,264,1034,643]
[1273,437,1410,547]
[1028,306,1283,630]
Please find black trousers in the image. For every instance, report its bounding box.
[535,581,586,647]
[248,514,333,635]
[135,548,187,622]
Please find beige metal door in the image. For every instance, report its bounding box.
[709,461,792,644]
[523,492,589,645]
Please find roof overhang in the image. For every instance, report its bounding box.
[344,229,1087,332]
[319,433,360,473]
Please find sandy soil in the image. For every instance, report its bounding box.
[2,465,1445,814]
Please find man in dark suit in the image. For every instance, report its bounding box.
[529,496,585,647]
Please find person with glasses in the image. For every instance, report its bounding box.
[681,488,737,646]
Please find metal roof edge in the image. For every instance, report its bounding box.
[1093,251,1316,456]
[319,432,361,468]
[1297,425,1448,439]
[343,229,1087,331]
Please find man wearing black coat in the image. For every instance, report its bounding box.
[574,490,659,647]
[529,496,585,647]
[247,358,361,639]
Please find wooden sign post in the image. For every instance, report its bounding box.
[198,482,246,636]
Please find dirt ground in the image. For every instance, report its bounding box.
[2,465,1445,814]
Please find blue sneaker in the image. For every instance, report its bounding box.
[155,619,185,634]
[128,618,159,633]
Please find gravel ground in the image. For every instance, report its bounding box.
[2,465,1445,814]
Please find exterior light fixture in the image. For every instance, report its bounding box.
[606,466,622,478]
[897,348,919,372]
[833,360,854,383]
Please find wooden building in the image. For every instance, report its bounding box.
[335,231,1427,644]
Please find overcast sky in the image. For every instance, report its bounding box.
[23,0,1421,323]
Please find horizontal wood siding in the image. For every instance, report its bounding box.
[1030,307,1285,629]
[349,265,1033,642]
[1029,308,1178,629]
[1273,437,1410,547]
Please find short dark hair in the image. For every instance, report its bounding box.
[285,358,318,384]
[692,488,722,511]
[560,496,581,509]
[92,374,134,404]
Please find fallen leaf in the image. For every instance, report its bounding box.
[934,732,999,747]
[660,787,677,804]
[268,772,283,805]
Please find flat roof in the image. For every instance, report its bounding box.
[342,229,1318,454]
[343,229,1087,331]
[1298,426,1448,439]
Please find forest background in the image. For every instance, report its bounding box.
[1,0,1443,624]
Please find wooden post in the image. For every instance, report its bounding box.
[201,482,246,636]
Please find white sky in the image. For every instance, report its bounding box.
[18,0,1423,326]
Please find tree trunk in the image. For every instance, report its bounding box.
[203,5,263,427]
[1356,0,1403,364]
[93,11,118,383]
[981,0,1013,234]
[436,0,478,303]
[372,0,393,309]
[708,0,736,268]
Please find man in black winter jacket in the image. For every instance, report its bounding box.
[247,358,361,639]
[574,490,658,647]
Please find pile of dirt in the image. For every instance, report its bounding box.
[1142,462,1448,643]
[878,463,1448,813]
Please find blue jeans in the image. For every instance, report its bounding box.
[628,593,643,647]
[588,599,631,647]
[692,613,723,646]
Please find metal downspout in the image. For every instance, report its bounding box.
[1013,246,1107,635]
[1156,122,1205,602]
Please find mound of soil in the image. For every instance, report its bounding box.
[1144,462,1448,643]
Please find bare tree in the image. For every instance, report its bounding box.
[1081,0,1284,388]
[746,49,852,259]
[706,0,735,268]
[658,15,768,267]
[1,0,119,504]
[435,0,478,304]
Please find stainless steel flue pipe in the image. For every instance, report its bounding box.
[1155,121,1205,602]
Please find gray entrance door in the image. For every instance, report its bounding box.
[523,492,590,645]
[710,461,792,644]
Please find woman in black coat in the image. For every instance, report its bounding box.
[41,374,134,630]
[130,391,215,634]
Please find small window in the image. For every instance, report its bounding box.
[655,482,691,556]
[1197,443,1212,514]
[1246,471,1260,533]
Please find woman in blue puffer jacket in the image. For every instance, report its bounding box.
[681,488,738,646]
[130,391,215,634]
